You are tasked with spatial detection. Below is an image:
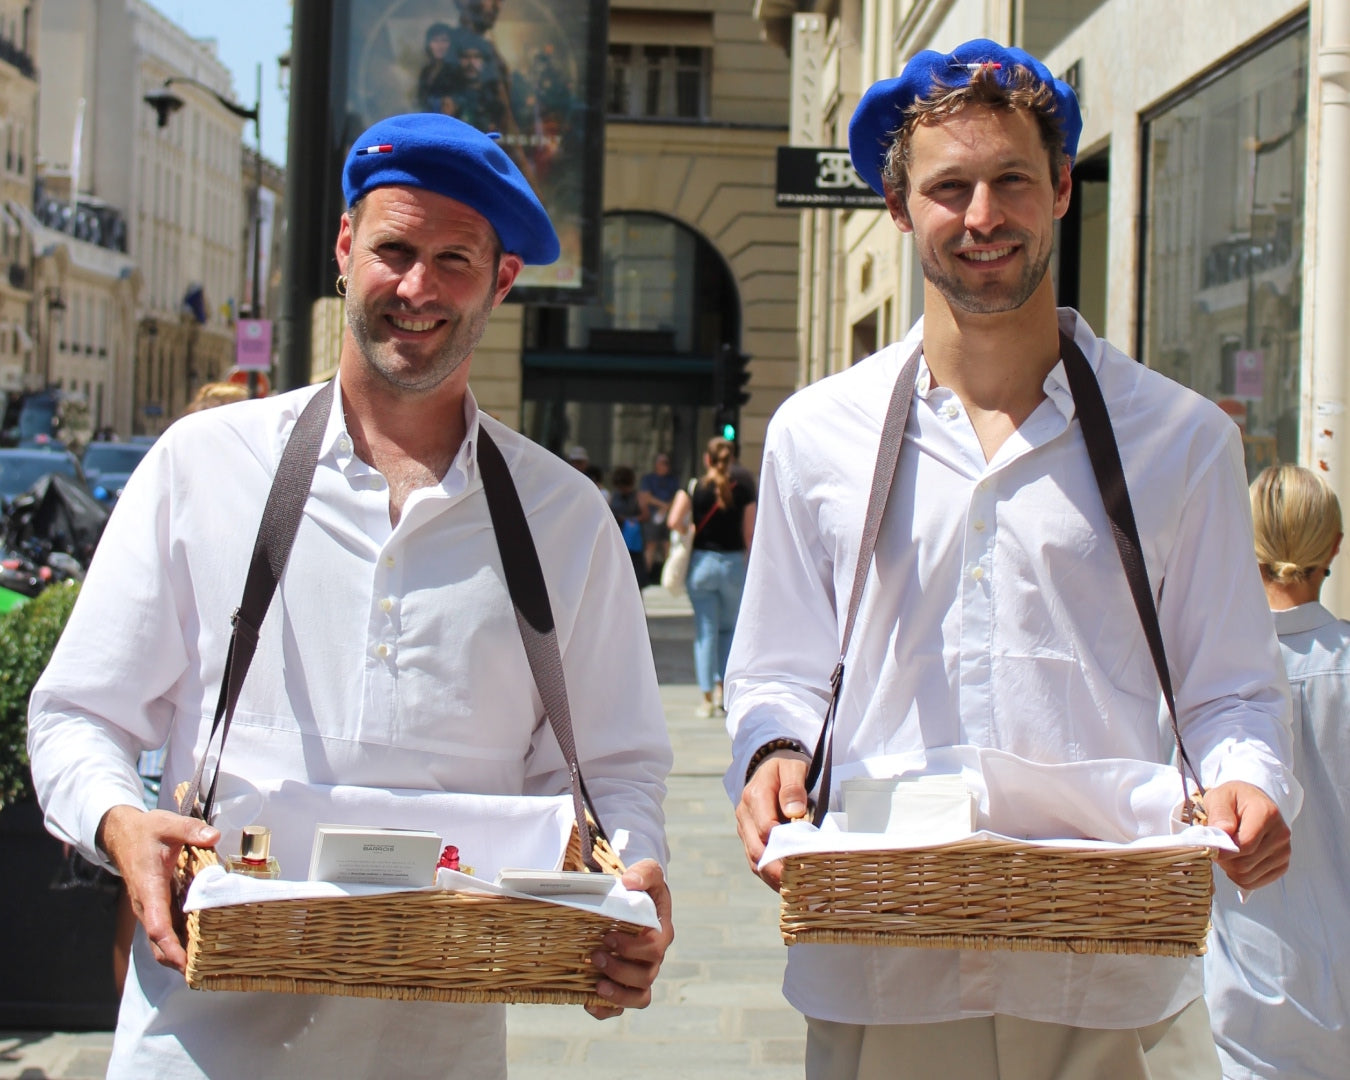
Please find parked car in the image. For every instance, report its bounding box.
[0,447,87,503]
[81,441,155,503]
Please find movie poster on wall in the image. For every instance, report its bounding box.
[343,0,605,300]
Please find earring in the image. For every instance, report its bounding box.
[335,274,348,297]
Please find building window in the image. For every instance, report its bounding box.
[607,44,709,120]
[1140,19,1308,478]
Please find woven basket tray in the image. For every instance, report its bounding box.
[175,825,640,1005]
[779,837,1215,957]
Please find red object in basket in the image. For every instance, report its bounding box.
[436,845,460,872]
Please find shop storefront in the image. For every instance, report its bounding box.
[1139,18,1308,478]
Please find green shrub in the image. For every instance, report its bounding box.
[0,582,80,809]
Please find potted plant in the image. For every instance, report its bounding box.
[0,583,121,1029]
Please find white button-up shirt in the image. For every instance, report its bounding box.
[1207,601,1350,1079]
[725,310,1299,1030]
[28,379,672,1079]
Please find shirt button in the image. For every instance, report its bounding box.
[940,403,958,419]
[379,597,393,613]
[977,480,990,493]
[337,437,351,453]
[973,520,986,532]
[383,555,396,568]
[375,644,389,659]
[970,565,984,581]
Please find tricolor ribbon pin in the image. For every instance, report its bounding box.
[354,143,394,156]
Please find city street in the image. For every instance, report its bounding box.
[0,588,806,1079]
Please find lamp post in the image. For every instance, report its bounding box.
[134,316,158,435]
[42,287,66,390]
[144,66,265,397]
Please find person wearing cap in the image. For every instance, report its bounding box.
[725,39,1298,1079]
[27,112,673,1079]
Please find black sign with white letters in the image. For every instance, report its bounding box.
[774,147,886,209]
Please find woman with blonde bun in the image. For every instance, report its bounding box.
[1206,463,1350,1080]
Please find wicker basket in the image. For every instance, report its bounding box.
[778,837,1215,957]
[176,824,641,1005]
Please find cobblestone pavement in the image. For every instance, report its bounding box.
[0,587,805,1079]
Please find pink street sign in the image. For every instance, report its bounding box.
[236,319,273,372]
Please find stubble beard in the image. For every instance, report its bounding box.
[345,279,496,394]
[919,229,1053,315]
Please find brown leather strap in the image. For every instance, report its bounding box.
[806,344,921,825]
[1058,331,1203,814]
[183,380,333,821]
[477,426,607,869]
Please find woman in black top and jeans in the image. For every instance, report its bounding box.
[668,437,756,717]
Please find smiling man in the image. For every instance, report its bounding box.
[724,41,1300,1080]
[28,113,673,1079]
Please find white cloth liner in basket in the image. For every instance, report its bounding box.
[186,779,659,929]
[760,746,1237,869]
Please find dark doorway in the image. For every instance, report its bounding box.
[1056,152,1109,334]
[521,212,740,485]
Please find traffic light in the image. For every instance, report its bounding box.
[714,344,751,443]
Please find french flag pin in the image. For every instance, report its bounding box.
[355,143,394,156]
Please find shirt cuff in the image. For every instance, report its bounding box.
[1205,748,1304,825]
[77,785,152,873]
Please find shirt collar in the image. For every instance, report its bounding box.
[907,308,1099,420]
[312,371,483,497]
[1272,601,1339,636]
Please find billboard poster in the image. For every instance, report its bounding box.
[342,0,606,300]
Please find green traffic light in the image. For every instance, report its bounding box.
[721,423,736,441]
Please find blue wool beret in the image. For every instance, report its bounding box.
[342,113,560,265]
[848,38,1082,196]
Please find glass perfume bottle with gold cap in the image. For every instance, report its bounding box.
[225,824,281,879]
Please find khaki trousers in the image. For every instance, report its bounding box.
[804,998,1220,1080]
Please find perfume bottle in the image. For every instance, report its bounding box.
[225,825,282,879]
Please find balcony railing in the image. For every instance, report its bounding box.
[0,35,35,79]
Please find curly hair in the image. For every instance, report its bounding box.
[880,62,1067,205]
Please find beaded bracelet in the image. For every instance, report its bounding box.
[745,737,810,784]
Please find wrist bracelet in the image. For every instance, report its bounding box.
[745,737,810,783]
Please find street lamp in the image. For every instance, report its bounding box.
[143,68,265,396]
[42,287,66,389]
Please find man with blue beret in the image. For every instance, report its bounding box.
[725,39,1299,1079]
[28,112,674,1078]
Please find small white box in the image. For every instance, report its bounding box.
[494,869,617,897]
[307,825,443,886]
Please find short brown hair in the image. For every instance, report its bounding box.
[880,63,1067,204]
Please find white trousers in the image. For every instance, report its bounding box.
[805,998,1220,1080]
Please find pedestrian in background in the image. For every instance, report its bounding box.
[1207,463,1350,1080]
[668,436,755,718]
[610,464,648,587]
[639,452,679,581]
